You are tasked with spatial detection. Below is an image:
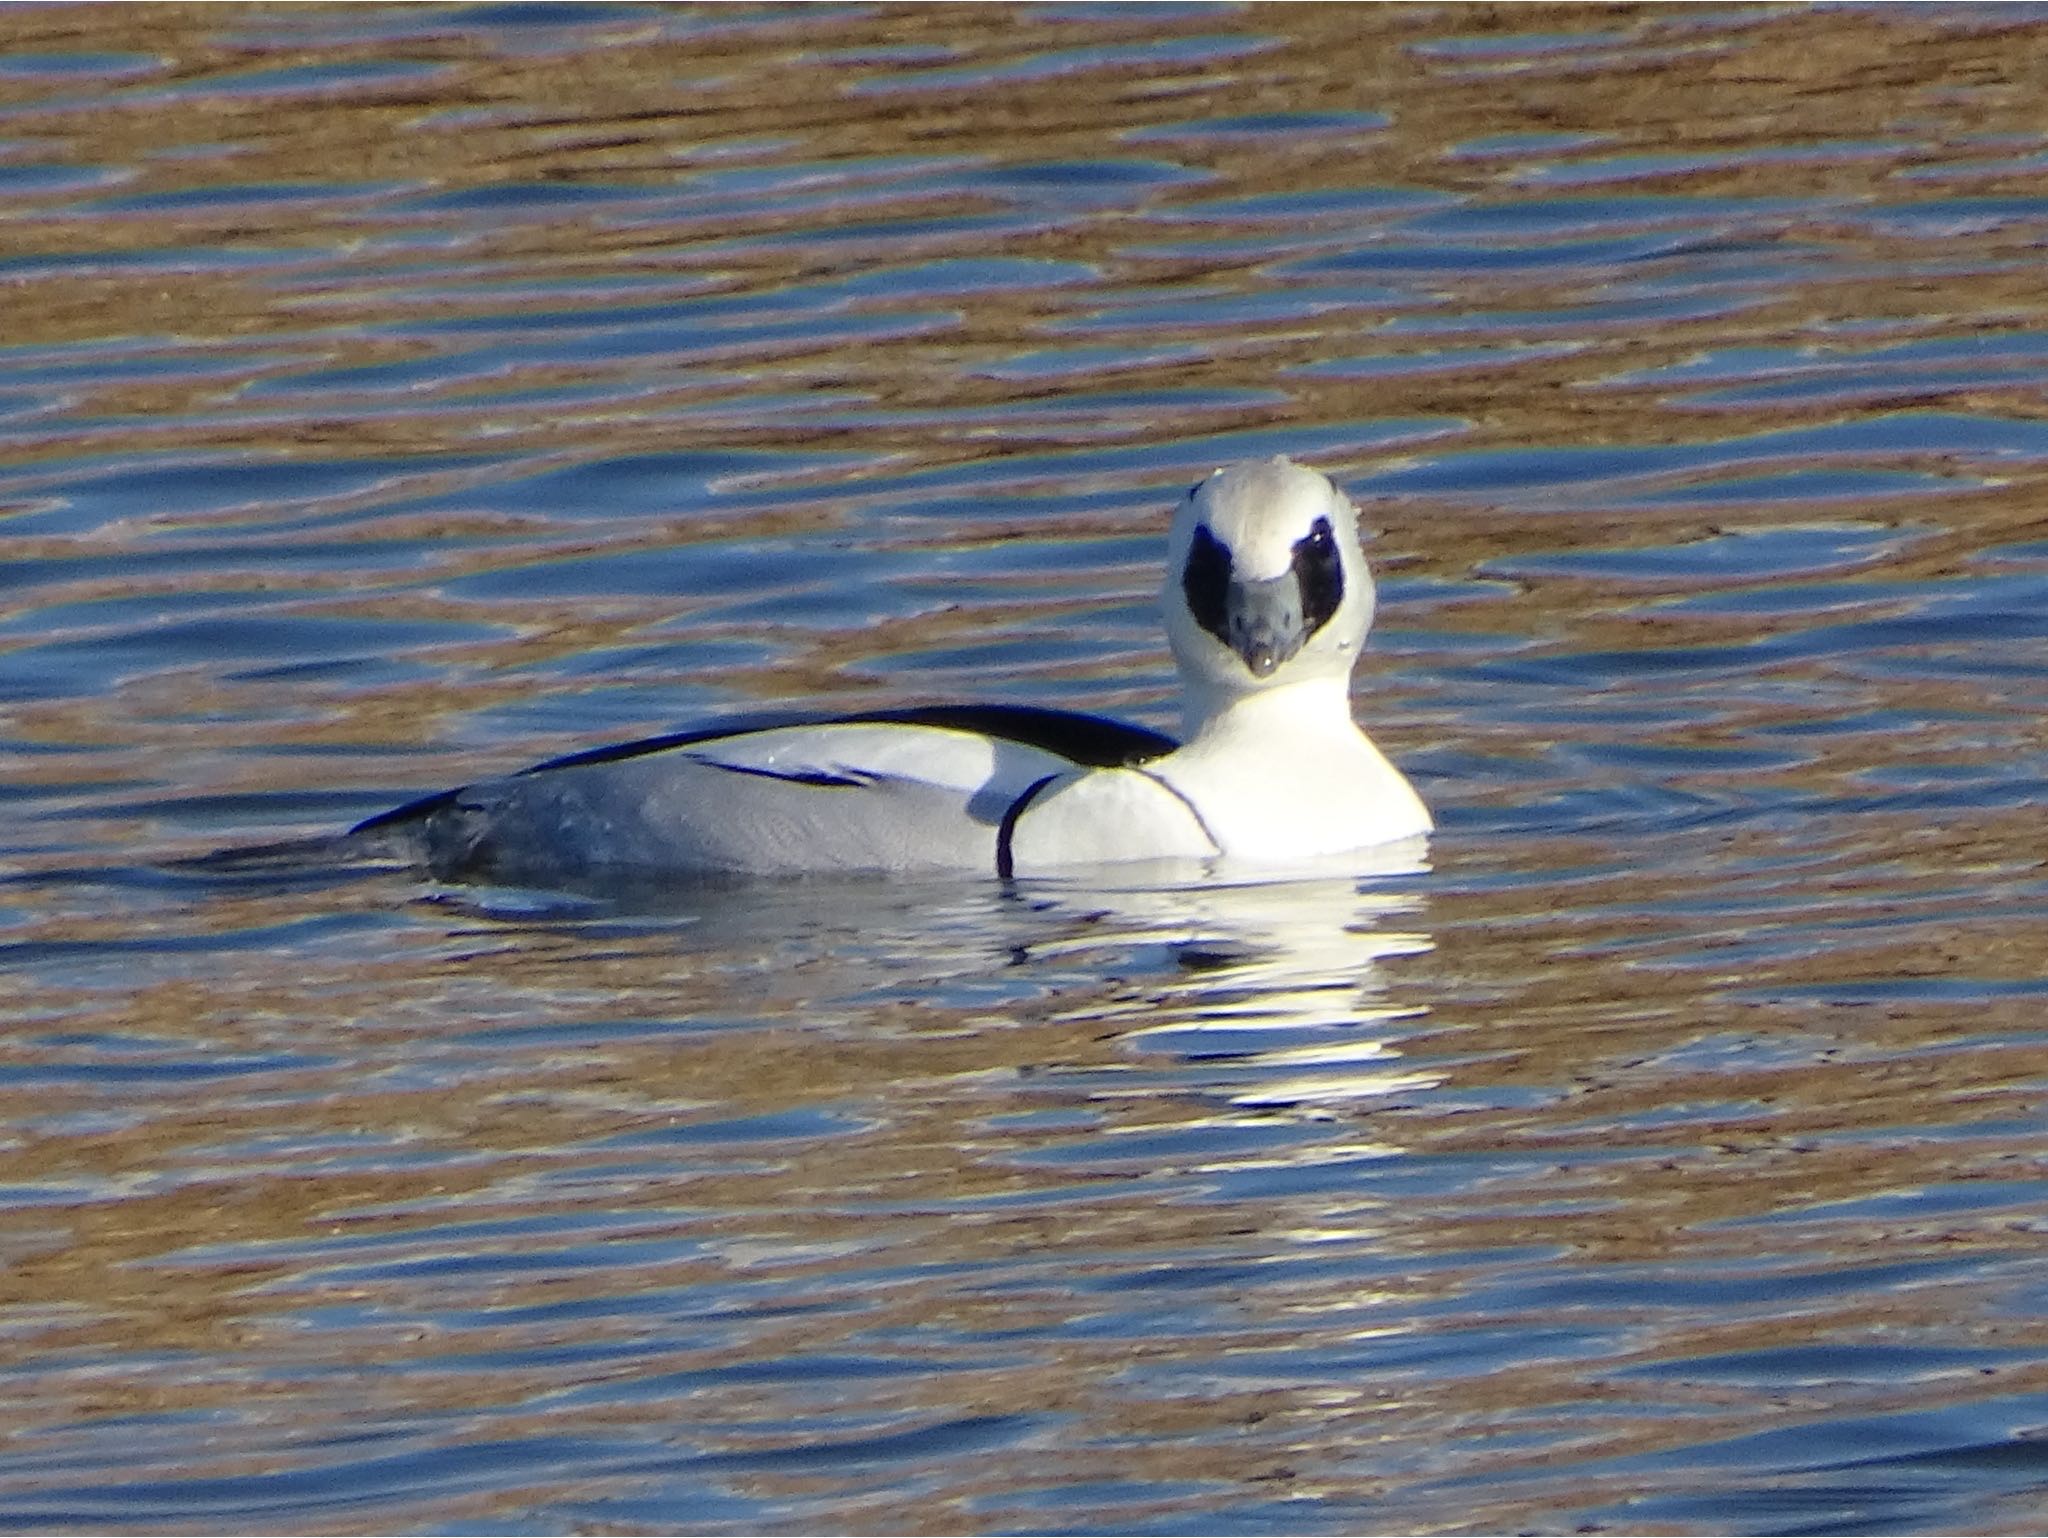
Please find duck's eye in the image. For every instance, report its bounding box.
[1185,481,1202,501]
[1181,524,1232,642]
[1291,516,1344,636]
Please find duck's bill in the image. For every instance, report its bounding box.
[1225,573,1307,677]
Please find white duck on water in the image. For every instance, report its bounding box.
[350,457,1431,884]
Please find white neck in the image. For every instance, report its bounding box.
[1179,671,1359,746]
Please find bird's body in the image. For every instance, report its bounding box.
[349,457,1431,886]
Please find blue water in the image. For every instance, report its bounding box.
[2,4,2046,1534]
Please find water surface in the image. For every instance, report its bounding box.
[2,5,2046,1534]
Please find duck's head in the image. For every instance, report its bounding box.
[1163,456,1376,700]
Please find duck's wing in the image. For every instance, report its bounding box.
[510,703,1176,776]
[352,705,1173,836]
[350,709,1178,884]
[846,705,1175,769]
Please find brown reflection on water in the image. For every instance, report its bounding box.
[6,1,2048,820]
[2,838,2042,1527]
[3,2,2047,1531]
[5,2,2048,465]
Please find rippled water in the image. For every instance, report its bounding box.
[3,5,2047,1533]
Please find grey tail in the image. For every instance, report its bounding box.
[166,831,411,877]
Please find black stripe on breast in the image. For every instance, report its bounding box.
[1134,768,1222,857]
[995,773,1059,880]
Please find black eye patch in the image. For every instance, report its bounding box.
[1181,523,1232,643]
[1292,516,1344,636]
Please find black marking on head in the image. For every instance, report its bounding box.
[1292,515,1344,639]
[1181,523,1233,648]
[1179,514,1346,676]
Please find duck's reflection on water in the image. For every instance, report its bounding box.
[418,837,1440,1126]
[1010,840,1439,1123]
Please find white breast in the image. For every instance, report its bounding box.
[1148,721,1433,861]
[1006,766,1219,874]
